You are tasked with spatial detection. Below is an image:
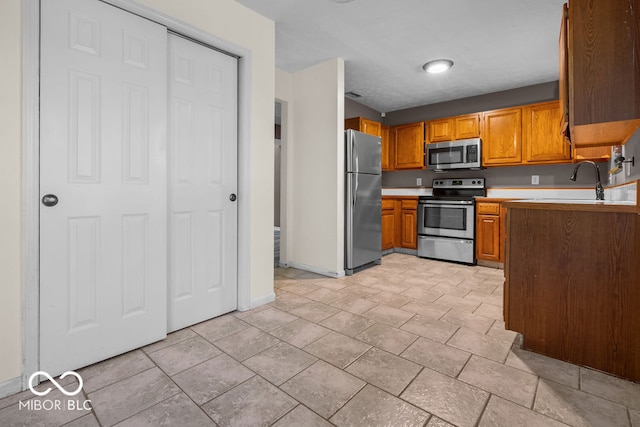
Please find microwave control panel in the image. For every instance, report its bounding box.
[466,145,478,163]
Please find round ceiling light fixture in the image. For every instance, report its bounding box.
[423,59,454,74]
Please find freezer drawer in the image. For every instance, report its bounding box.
[417,235,475,265]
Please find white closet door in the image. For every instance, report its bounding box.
[168,35,238,332]
[40,0,168,375]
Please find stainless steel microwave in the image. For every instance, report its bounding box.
[426,138,482,171]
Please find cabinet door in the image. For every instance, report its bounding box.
[400,198,418,249]
[400,209,417,249]
[523,101,571,163]
[559,3,569,143]
[381,125,392,171]
[381,198,396,250]
[476,214,500,261]
[454,114,481,139]
[482,108,522,165]
[428,118,453,143]
[345,117,382,137]
[362,118,382,137]
[568,0,640,146]
[393,122,425,169]
[382,209,396,250]
[500,204,507,263]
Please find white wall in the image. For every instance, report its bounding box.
[609,129,640,185]
[0,0,274,389]
[277,59,346,276]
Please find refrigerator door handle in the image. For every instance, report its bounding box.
[353,140,359,173]
[353,173,358,207]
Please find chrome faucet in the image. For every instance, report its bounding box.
[570,161,605,200]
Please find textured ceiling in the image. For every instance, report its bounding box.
[235,0,567,113]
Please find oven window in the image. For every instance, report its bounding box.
[424,206,467,230]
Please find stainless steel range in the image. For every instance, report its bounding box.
[417,178,486,264]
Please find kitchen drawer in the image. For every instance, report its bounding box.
[477,202,500,215]
[401,199,418,209]
[382,198,396,210]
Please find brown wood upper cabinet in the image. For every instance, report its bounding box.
[482,107,522,166]
[381,125,392,171]
[522,101,571,164]
[392,122,425,170]
[422,101,610,168]
[345,117,382,137]
[345,117,396,170]
[561,0,640,147]
[427,113,480,143]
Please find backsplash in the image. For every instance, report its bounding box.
[382,162,607,189]
[608,181,638,204]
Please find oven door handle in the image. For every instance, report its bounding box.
[419,200,474,205]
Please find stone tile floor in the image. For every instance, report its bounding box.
[2,253,640,426]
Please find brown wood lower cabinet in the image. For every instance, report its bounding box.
[400,199,418,249]
[476,215,500,261]
[504,204,640,381]
[475,199,509,264]
[381,198,396,251]
[382,196,418,251]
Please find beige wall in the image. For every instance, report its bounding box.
[277,59,345,276]
[0,0,274,387]
[0,0,24,385]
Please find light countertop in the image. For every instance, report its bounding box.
[382,188,432,196]
[503,198,638,213]
[382,187,601,199]
[383,181,638,207]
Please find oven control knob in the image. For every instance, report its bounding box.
[472,180,476,184]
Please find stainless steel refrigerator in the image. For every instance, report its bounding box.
[345,129,382,276]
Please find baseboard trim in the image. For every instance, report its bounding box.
[382,247,418,256]
[0,376,23,399]
[282,261,345,278]
[237,292,275,312]
[476,259,504,269]
[394,248,418,256]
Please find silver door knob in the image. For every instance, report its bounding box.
[42,194,59,207]
[229,193,237,202]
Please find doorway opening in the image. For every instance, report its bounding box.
[274,101,282,267]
